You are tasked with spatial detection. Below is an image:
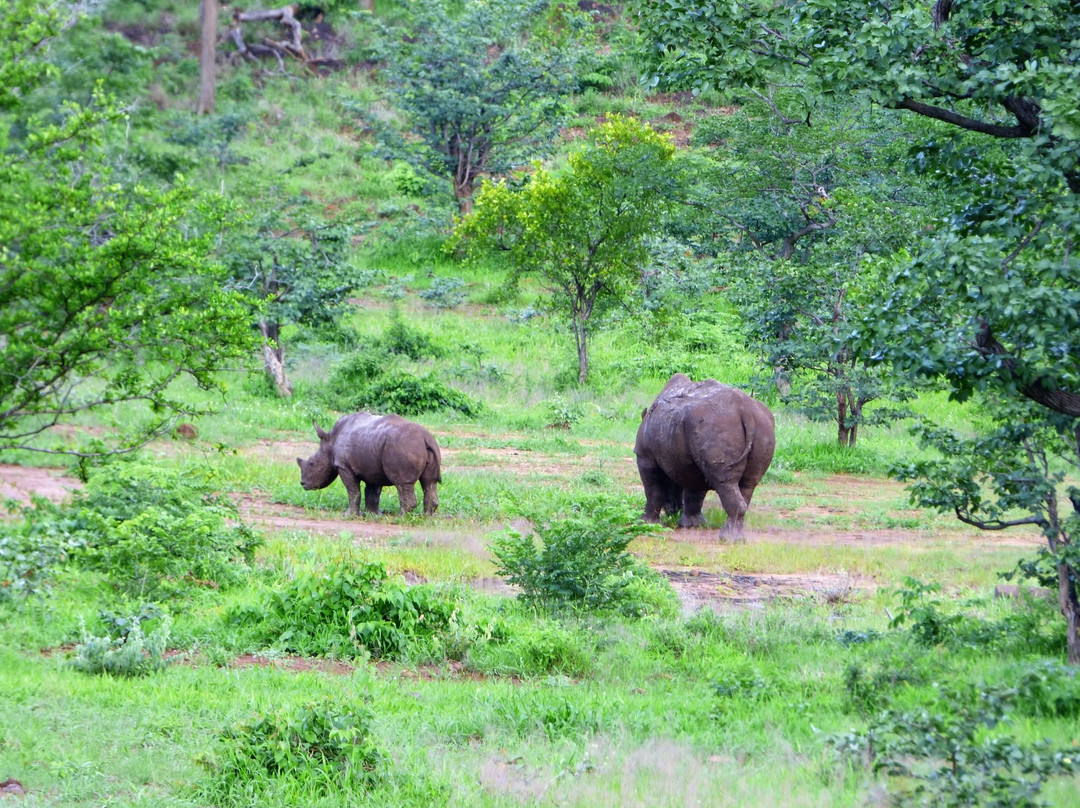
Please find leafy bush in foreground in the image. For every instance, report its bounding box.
[14,463,260,601]
[70,608,172,678]
[230,558,457,660]
[200,703,380,802]
[490,506,676,616]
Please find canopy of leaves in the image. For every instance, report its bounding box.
[452,115,681,382]
[0,2,256,455]
[367,0,579,207]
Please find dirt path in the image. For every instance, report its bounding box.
[0,442,1044,612]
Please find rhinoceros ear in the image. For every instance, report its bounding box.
[314,421,329,441]
[641,407,648,420]
[296,457,303,467]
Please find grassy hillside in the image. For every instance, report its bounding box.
[1,3,1078,807]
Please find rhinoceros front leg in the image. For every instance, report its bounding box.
[340,474,363,516]
[364,484,383,514]
[396,482,419,514]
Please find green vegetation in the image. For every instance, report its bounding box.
[1,1,1078,806]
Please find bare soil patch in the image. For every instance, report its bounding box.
[0,440,1043,612]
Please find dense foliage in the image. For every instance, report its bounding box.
[0,1,256,456]
[453,115,680,384]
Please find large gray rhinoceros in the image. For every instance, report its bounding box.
[634,373,775,539]
[296,413,442,516]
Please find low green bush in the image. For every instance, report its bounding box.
[70,607,172,677]
[230,558,457,660]
[490,506,673,616]
[200,702,380,801]
[18,463,260,601]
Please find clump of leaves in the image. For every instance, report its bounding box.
[830,682,1079,808]
[0,498,73,601]
[70,606,171,677]
[230,558,457,660]
[490,506,674,615]
[418,276,467,309]
[357,372,482,418]
[22,463,260,601]
[200,703,380,799]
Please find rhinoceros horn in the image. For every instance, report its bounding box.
[314,420,329,441]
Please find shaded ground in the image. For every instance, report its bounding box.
[0,435,1045,612]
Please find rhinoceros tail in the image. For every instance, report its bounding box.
[425,434,443,483]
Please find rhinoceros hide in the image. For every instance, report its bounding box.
[297,412,442,516]
[634,373,775,539]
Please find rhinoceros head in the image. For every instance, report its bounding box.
[297,421,338,490]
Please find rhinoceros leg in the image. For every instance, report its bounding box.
[340,474,363,516]
[715,481,749,539]
[396,482,419,514]
[420,479,439,515]
[364,484,383,514]
[678,489,707,528]
[637,458,674,523]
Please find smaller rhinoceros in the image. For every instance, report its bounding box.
[635,373,775,539]
[296,413,442,516]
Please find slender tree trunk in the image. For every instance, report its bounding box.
[197,0,218,115]
[260,320,292,397]
[1060,561,1080,664]
[573,317,588,385]
[359,0,374,9]
[454,177,474,215]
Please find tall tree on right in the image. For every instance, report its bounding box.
[636,1,1080,661]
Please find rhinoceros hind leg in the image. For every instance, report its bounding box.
[364,484,383,514]
[678,489,707,528]
[396,482,419,514]
[421,480,439,515]
[716,482,749,540]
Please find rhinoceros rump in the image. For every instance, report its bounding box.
[634,373,775,539]
[297,413,442,516]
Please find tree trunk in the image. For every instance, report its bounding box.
[454,177,474,216]
[1060,561,1080,665]
[359,0,374,9]
[260,320,292,397]
[197,0,218,115]
[574,318,588,386]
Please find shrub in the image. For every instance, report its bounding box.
[230,558,457,660]
[830,683,1079,808]
[70,608,171,678]
[21,463,260,601]
[381,316,445,360]
[418,276,467,309]
[490,506,668,614]
[0,499,73,601]
[201,703,380,799]
[356,372,483,418]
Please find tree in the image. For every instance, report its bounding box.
[0,1,256,457]
[452,116,679,385]
[636,0,1080,660]
[368,0,577,214]
[220,196,354,397]
[198,0,218,115]
[680,101,930,446]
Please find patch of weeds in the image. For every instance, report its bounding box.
[70,607,171,677]
[545,395,583,430]
[419,276,467,309]
[0,498,74,601]
[842,646,940,716]
[490,506,671,615]
[199,702,380,800]
[31,463,260,601]
[830,682,1080,807]
[229,558,457,660]
[381,315,446,360]
[468,617,592,678]
[495,690,603,741]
